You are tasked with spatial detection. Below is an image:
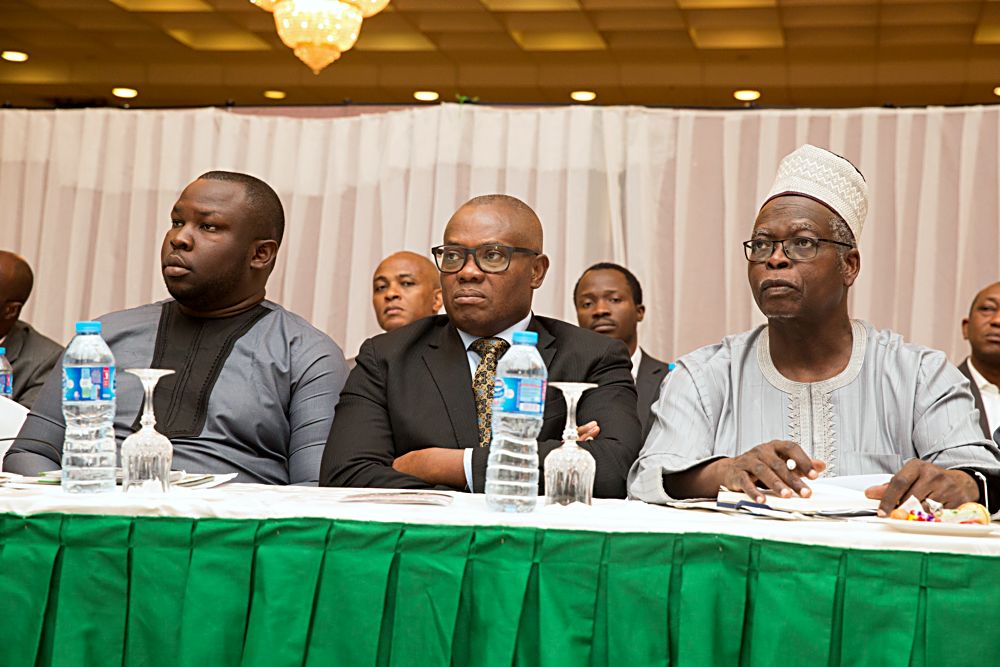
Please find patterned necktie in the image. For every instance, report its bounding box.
[470,337,510,448]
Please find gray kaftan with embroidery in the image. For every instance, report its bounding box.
[628,319,1000,504]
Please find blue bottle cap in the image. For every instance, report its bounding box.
[512,331,538,345]
[75,321,102,334]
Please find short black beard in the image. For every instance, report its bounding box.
[164,266,246,315]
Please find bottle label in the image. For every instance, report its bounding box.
[493,377,546,415]
[0,373,11,398]
[63,366,116,401]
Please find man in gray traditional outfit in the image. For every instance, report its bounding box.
[628,144,1000,515]
[5,171,349,485]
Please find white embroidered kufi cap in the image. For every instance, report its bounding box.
[762,144,869,243]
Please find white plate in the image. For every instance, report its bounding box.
[880,519,996,537]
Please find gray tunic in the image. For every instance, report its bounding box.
[628,319,1000,504]
[4,300,348,485]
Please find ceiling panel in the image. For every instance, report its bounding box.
[0,0,997,109]
[510,31,607,51]
[590,10,685,31]
[689,27,784,48]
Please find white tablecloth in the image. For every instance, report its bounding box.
[0,483,997,557]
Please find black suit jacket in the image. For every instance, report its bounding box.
[4,321,63,410]
[958,359,992,438]
[636,348,669,439]
[320,314,642,498]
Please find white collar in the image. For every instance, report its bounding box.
[630,347,643,380]
[457,312,533,352]
[967,358,1000,394]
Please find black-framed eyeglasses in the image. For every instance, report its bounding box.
[431,244,539,274]
[743,237,854,263]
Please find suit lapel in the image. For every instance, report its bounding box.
[636,351,665,398]
[423,323,480,450]
[635,350,664,426]
[528,317,568,427]
[959,359,992,438]
[3,322,26,360]
[529,317,557,369]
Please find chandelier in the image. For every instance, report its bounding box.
[250,0,391,75]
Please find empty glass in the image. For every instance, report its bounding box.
[544,382,597,506]
[121,368,174,493]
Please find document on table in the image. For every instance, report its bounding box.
[667,476,885,519]
[2,471,238,490]
[338,490,454,506]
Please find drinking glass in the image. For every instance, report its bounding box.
[544,382,597,506]
[121,368,174,493]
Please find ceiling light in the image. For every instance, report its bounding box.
[994,87,1000,98]
[112,87,138,99]
[413,90,439,102]
[570,90,597,102]
[734,89,761,102]
[251,0,393,75]
[350,0,390,16]
[263,90,287,100]
[1,51,29,63]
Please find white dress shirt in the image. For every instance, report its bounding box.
[967,358,1000,438]
[630,347,643,382]
[456,312,534,490]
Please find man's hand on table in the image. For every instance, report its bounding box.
[389,422,601,491]
[714,440,826,503]
[392,448,466,489]
[864,459,980,516]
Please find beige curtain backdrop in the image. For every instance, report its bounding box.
[0,104,997,363]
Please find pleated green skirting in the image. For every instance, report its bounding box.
[0,513,997,666]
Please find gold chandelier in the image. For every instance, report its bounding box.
[250,0,391,75]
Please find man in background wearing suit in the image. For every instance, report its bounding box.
[960,280,1000,439]
[574,262,670,438]
[0,251,63,409]
[321,194,641,497]
[371,251,442,333]
[345,251,443,369]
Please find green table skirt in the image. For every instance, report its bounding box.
[0,512,998,667]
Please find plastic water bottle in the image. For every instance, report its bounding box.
[61,321,117,493]
[0,347,12,400]
[485,330,546,512]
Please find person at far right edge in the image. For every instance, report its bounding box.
[959,280,1000,440]
[628,144,1000,516]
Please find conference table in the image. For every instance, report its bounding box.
[0,483,997,667]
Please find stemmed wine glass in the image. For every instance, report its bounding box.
[544,382,597,506]
[121,368,174,493]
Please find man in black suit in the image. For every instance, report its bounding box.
[960,280,1000,439]
[0,251,63,409]
[321,195,641,497]
[574,262,669,438]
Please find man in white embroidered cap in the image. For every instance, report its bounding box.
[628,144,1000,515]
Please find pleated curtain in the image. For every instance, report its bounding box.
[0,103,997,363]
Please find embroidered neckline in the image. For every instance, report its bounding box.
[755,319,868,478]
[756,319,867,394]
